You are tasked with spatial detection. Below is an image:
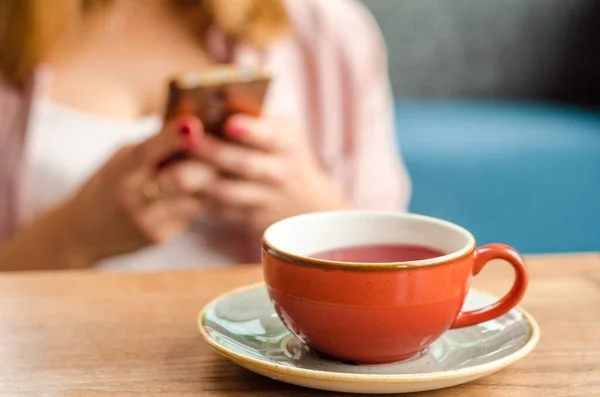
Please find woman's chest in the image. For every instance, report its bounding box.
[48,31,312,128]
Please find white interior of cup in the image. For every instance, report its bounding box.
[263,211,475,266]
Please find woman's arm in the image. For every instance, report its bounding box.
[349,2,411,211]
[324,0,412,211]
[0,203,91,271]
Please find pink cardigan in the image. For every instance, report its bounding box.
[0,0,411,254]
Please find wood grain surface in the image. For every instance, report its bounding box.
[0,253,599,396]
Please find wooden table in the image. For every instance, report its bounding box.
[0,253,599,396]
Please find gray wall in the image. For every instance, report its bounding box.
[361,0,600,105]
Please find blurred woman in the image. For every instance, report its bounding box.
[0,0,411,271]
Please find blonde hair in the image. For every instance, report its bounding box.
[0,0,289,87]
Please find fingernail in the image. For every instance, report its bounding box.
[226,117,246,139]
[179,123,192,136]
[179,123,197,151]
[227,126,244,139]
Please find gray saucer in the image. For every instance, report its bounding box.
[198,283,539,394]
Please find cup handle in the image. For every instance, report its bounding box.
[450,243,529,329]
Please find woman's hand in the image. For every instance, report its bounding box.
[196,115,347,233]
[58,116,215,265]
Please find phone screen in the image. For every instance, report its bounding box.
[165,66,271,138]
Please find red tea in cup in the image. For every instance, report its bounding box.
[311,244,444,263]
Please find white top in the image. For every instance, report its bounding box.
[26,98,235,271]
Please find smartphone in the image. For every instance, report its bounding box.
[164,65,272,138]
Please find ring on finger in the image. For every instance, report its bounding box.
[143,180,169,204]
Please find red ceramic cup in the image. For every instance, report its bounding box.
[262,211,529,365]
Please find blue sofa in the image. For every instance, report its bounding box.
[396,101,600,254]
[360,0,600,253]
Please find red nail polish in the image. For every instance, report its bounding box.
[179,123,197,151]
[180,123,192,136]
[227,125,244,139]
